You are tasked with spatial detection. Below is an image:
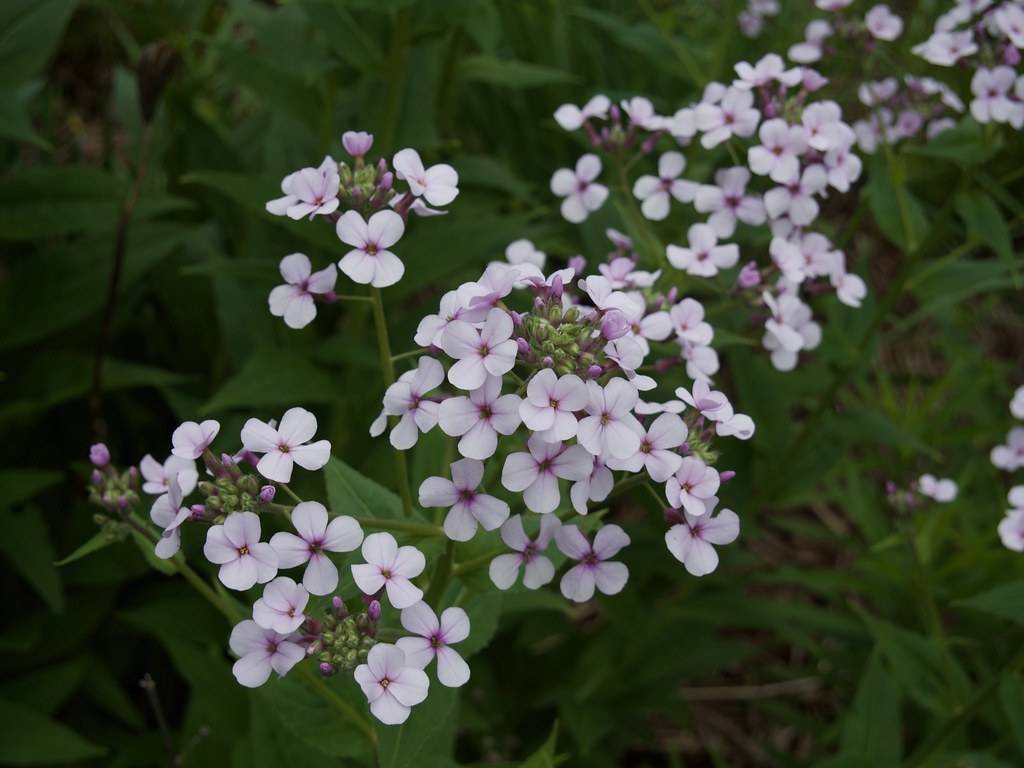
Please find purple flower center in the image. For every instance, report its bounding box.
[582,551,599,566]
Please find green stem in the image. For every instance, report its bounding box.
[336,294,374,303]
[391,348,427,363]
[296,665,378,747]
[352,516,443,537]
[279,483,304,505]
[369,286,416,518]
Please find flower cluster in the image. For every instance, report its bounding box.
[265,131,459,327]
[738,0,780,39]
[993,385,1024,550]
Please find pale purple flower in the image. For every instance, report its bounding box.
[489,514,560,590]
[676,381,734,422]
[995,4,1024,48]
[733,53,801,90]
[830,253,867,308]
[865,4,903,41]
[666,224,739,278]
[694,88,760,148]
[550,154,609,223]
[396,602,471,688]
[1011,386,1024,419]
[665,500,740,576]
[748,119,807,184]
[762,291,822,371]
[789,20,832,63]
[150,477,191,559]
[569,454,615,515]
[505,238,546,270]
[380,356,444,449]
[917,474,957,503]
[265,156,340,220]
[694,167,766,238]
[414,284,490,348]
[913,31,978,66]
[800,102,851,152]
[501,435,593,514]
[204,511,279,591]
[667,457,721,517]
[392,148,459,206]
[999,510,1024,552]
[632,152,698,221]
[268,253,337,330]
[1010,485,1024,510]
[991,427,1024,471]
[669,299,714,346]
[621,96,660,129]
[519,369,588,443]
[342,130,373,158]
[553,94,611,130]
[269,501,363,595]
[970,67,1016,124]
[764,164,828,226]
[680,339,721,383]
[577,379,643,460]
[635,399,685,415]
[440,308,518,391]
[823,140,862,193]
[556,524,630,603]
[241,407,331,483]
[171,419,220,460]
[716,412,756,440]
[351,532,425,609]
[140,453,197,496]
[354,643,429,725]
[336,210,406,288]
[438,375,521,459]
[607,412,687,482]
[419,458,510,542]
[253,576,309,634]
[229,619,305,688]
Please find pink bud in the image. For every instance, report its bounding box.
[379,171,394,192]
[342,130,374,158]
[332,596,348,618]
[89,443,110,467]
[719,470,736,482]
[516,337,530,355]
[737,261,761,288]
[664,507,686,525]
[586,364,604,379]
[259,485,276,503]
[367,600,382,622]
[1005,45,1021,67]
[542,356,555,368]
[600,310,630,340]
[319,662,336,677]
[90,469,104,486]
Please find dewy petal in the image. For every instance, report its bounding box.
[435,646,470,687]
[560,564,597,602]
[489,553,522,590]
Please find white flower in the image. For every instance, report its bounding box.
[268,253,337,330]
[716,412,756,440]
[354,644,429,725]
[917,474,958,503]
[396,602,471,687]
[865,4,903,41]
[392,148,459,206]
[607,412,687,482]
[748,119,808,184]
[762,291,822,371]
[995,3,1024,48]
[665,500,740,576]
[419,458,510,542]
[694,88,760,148]
[440,308,518,391]
[149,477,191,559]
[379,356,445,450]
[140,453,197,496]
[632,152,698,221]
[970,67,1016,124]
[518,369,589,443]
[667,457,721,517]
[269,501,363,595]
[438,375,521,459]
[763,165,828,226]
[670,298,714,346]
[991,427,1024,471]
[913,31,977,66]
[253,577,309,634]
[666,224,739,278]
[577,379,643,459]
[414,284,490,348]
[998,509,1024,552]
[241,407,331,483]
[505,239,546,270]
[265,156,340,220]
[733,53,802,90]
[229,619,305,688]
[1011,386,1024,420]
[694,167,766,238]
[501,435,593,514]
[171,419,220,460]
[550,154,609,223]
[553,94,610,130]
[570,454,615,514]
[555,524,630,603]
[676,380,734,422]
[336,210,406,288]
[204,512,279,591]
[489,515,561,590]
[350,533,426,609]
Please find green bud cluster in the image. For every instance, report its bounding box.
[337,159,394,216]
[200,474,261,519]
[519,300,605,376]
[88,465,141,514]
[686,430,719,465]
[91,513,132,543]
[310,611,377,672]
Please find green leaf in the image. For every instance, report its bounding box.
[908,117,1002,165]
[202,346,337,414]
[0,82,49,148]
[0,469,61,508]
[999,673,1024,756]
[0,0,77,87]
[377,683,458,768]
[54,531,114,566]
[457,55,577,88]
[458,592,501,657]
[955,580,1024,624]
[0,697,105,764]
[520,721,563,768]
[865,155,928,253]
[837,653,902,766]
[0,506,63,612]
[955,191,1014,263]
[325,457,401,519]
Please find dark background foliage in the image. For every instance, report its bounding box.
[2,0,1024,766]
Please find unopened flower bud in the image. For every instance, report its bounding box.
[190,503,206,518]
[258,485,276,504]
[342,130,374,158]
[198,481,218,496]
[1005,45,1021,66]
[541,356,555,368]
[378,171,394,193]
[550,275,564,300]
[664,507,686,525]
[737,262,761,288]
[91,469,104,486]
[332,596,348,618]
[516,337,530,356]
[586,364,603,379]
[318,662,336,677]
[719,470,736,482]
[89,443,111,468]
[367,599,382,622]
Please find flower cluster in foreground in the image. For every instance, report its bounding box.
[994,385,1024,551]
